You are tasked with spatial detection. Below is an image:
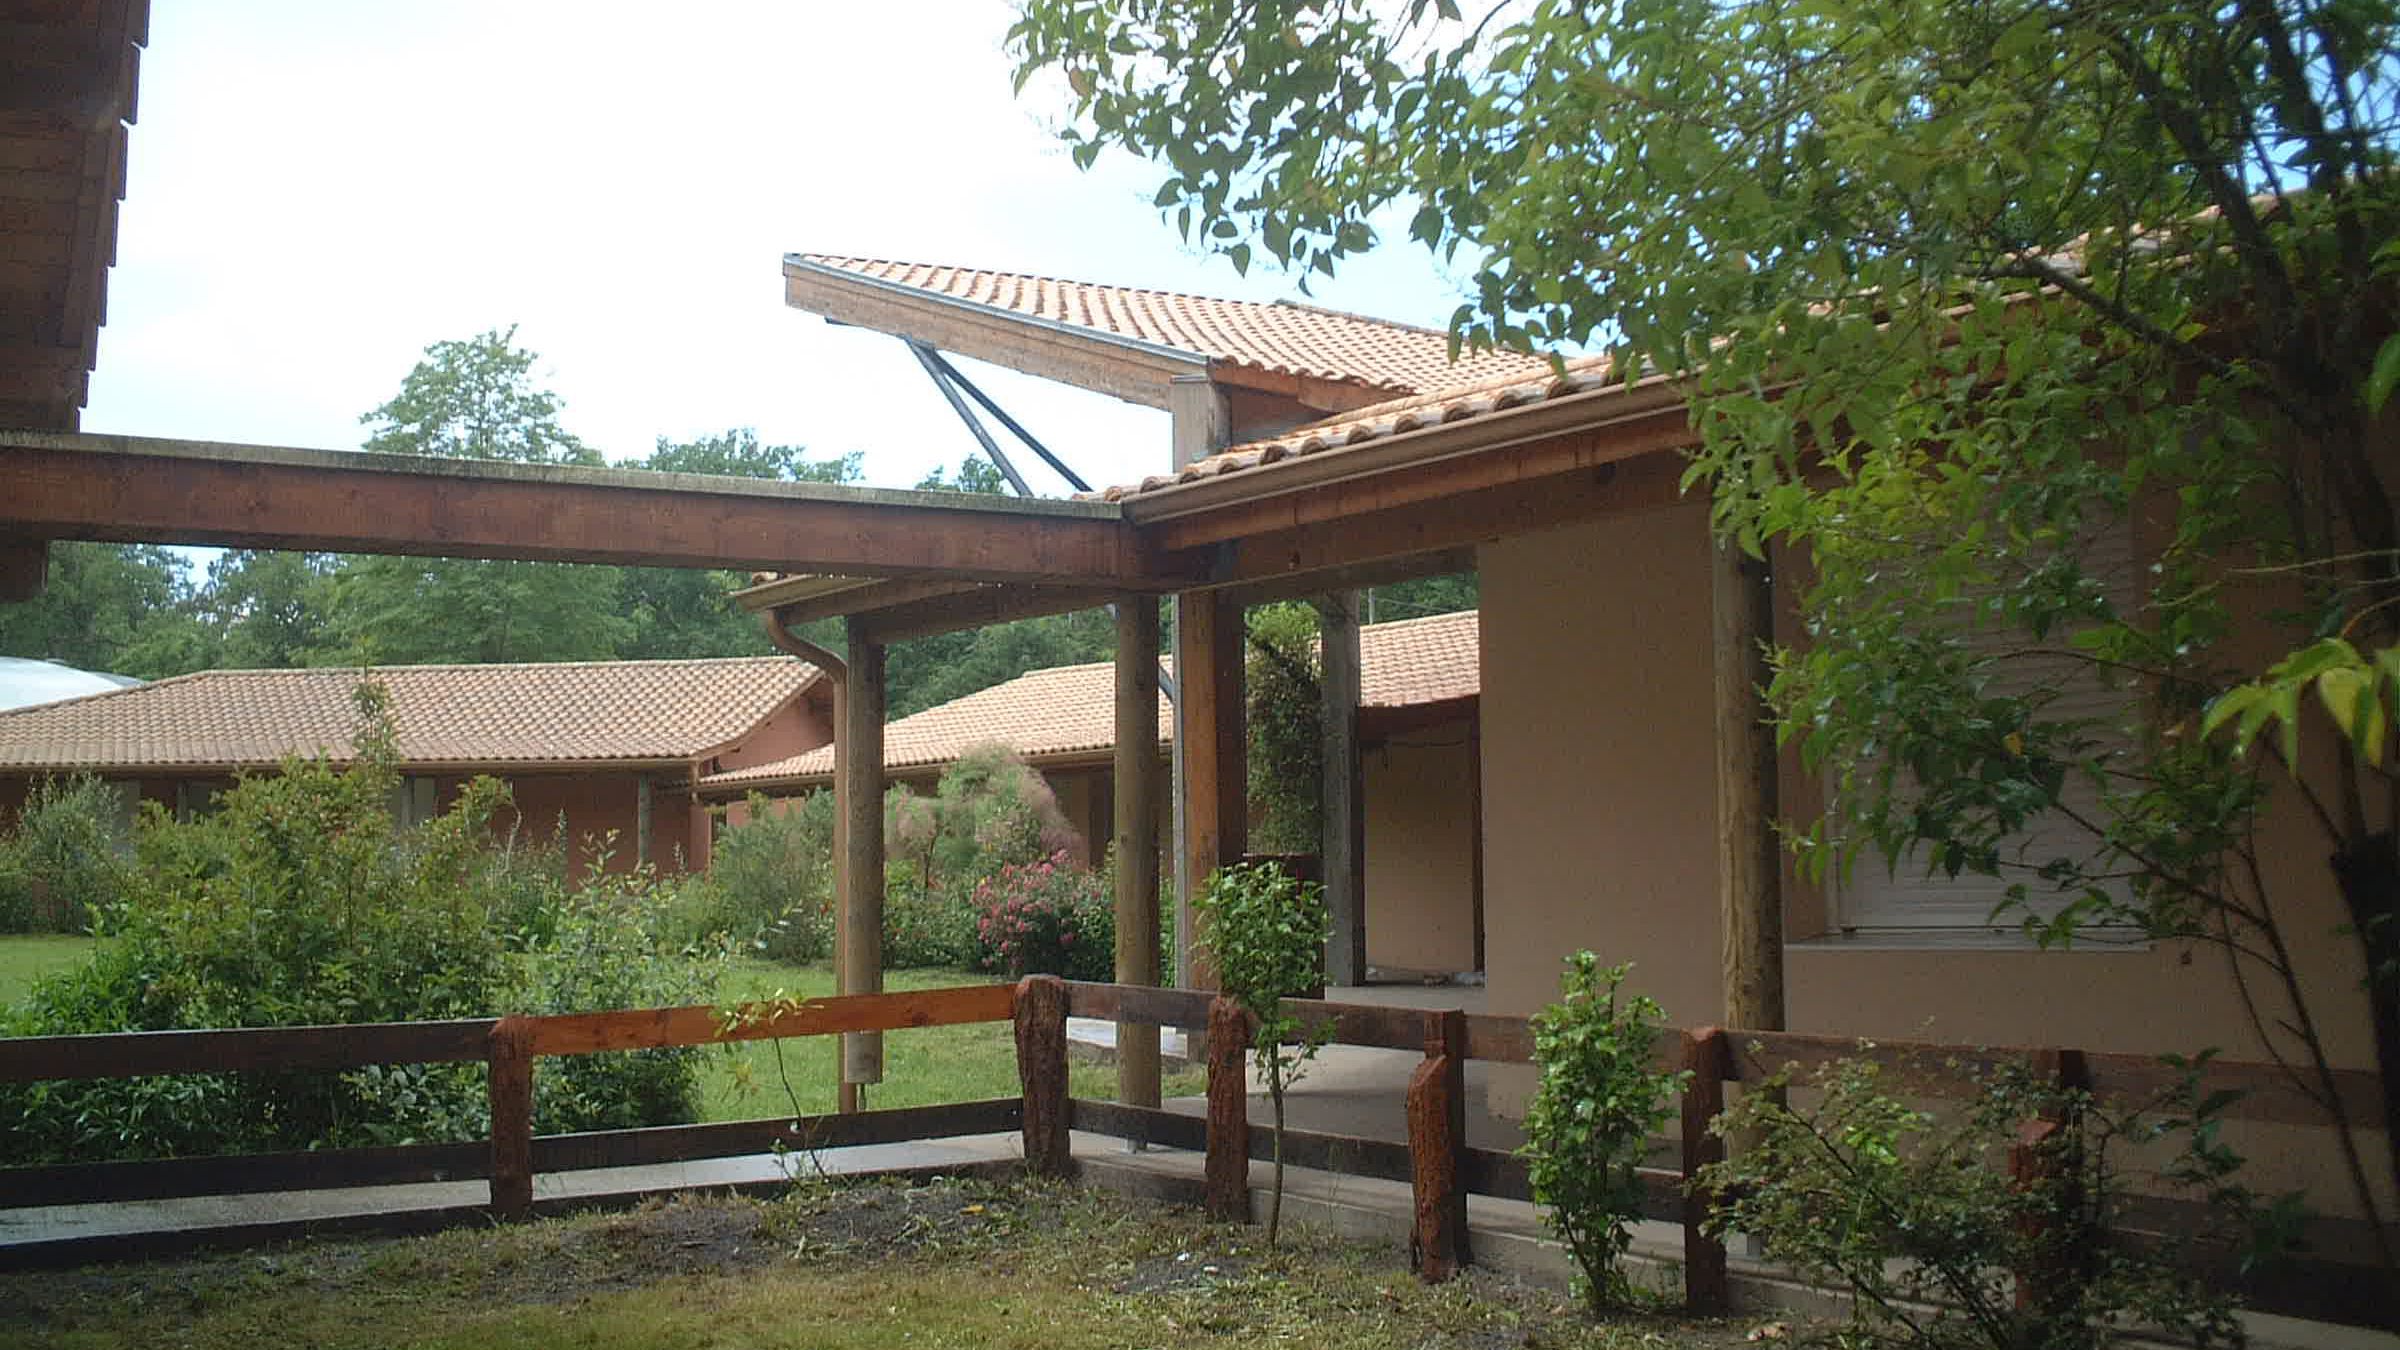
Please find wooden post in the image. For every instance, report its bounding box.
[841,618,886,1096]
[2009,1047,2089,1315]
[1014,974,1072,1176]
[1713,540,1784,1031]
[1681,1026,1732,1313]
[1407,1007,1470,1281]
[1178,589,1247,987]
[1204,995,1252,1221]
[1115,595,1164,1109]
[487,1015,535,1220]
[1318,592,1367,988]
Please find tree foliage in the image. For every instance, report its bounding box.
[1246,601,1323,854]
[1012,0,2400,1247]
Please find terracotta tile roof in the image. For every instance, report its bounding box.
[1095,353,1627,501]
[790,254,1552,396]
[701,610,1478,792]
[0,657,823,775]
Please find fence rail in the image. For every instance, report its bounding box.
[0,979,2389,1329]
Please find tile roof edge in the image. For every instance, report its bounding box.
[785,253,1210,371]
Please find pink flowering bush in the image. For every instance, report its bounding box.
[973,850,1113,981]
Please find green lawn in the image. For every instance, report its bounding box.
[0,1177,1744,1350]
[0,934,95,1006]
[700,959,1204,1121]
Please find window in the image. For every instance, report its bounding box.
[1828,528,2137,937]
[387,776,439,828]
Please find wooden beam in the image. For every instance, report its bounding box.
[634,775,654,868]
[1200,445,1690,593]
[1169,376,1231,469]
[0,433,1189,586]
[1177,588,1246,989]
[852,585,1120,645]
[840,618,887,1090]
[1217,547,1474,611]
[1713,540,1784,1031]
[1114,594,1163,1109]
[763,577,979,627]
[1318,592,1366,988]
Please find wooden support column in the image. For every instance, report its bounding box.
[1317,592,1366,988]
[1177,588,1247,986]
[1713,541,1784,1031]
[1114,595,1164,1109]
[840,617,886,1096]
[634,774,653,868]
[1169,374,1232,989]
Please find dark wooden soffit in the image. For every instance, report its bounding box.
[0,432,1208,587]
[782,256,1388,420]
[0,0,148,432]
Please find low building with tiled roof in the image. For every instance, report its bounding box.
[0,657,832,878]
[702,611,1484,979]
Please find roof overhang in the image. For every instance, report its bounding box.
[784,255,1397,417]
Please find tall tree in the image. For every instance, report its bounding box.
[0,543,214,679]
[1012,0,2400,1239]
[334,330,629,664]
[200,550,339,669]
[620,431,863,659]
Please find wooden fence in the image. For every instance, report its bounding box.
[0,978,2390,1328]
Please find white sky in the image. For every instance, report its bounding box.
[85,0,1491,497]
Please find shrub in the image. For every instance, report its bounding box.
[883,870,982,969]
[521,866,728,1135]
[1196,860,1330,1244]
[973,850,1113,981]
[673,791,834,962]
[1697,1054,2261,1350]
[925,745,1079,892]
[0,773,131,933]
[0,687,725,1161]
[1520,954,1687,1311]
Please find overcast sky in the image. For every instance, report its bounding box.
[84,1,1490,497]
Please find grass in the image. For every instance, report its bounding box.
[0,934,95,1006]
[0,1177,1747,1350]
[700,958,1205,1122]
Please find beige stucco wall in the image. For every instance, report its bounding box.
[1474,503,2385,1207]
[1364,721,1478,974]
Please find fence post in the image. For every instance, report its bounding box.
[1407,1007,1470,1281]
[1204,995,1252,1221]
[487,1015,535,1220]
[1014,975,1071,1176]
[2010,1047,2089,1315]
[1681,1026,1731,1313]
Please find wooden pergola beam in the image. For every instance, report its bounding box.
[839,618,887,1100]
[849,584,1121,645]
[0,432,1198,587]
[1176,588,1247,989]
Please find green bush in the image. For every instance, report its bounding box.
[671,791,835,962]
[0,774,131,933]
[1520,954,1688,1311]
[883,870,982,968]
[0,689,725,1162]
[972,850,1113,980]
[1697,1054,2260,1350]
[1197,860,1331,1245]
